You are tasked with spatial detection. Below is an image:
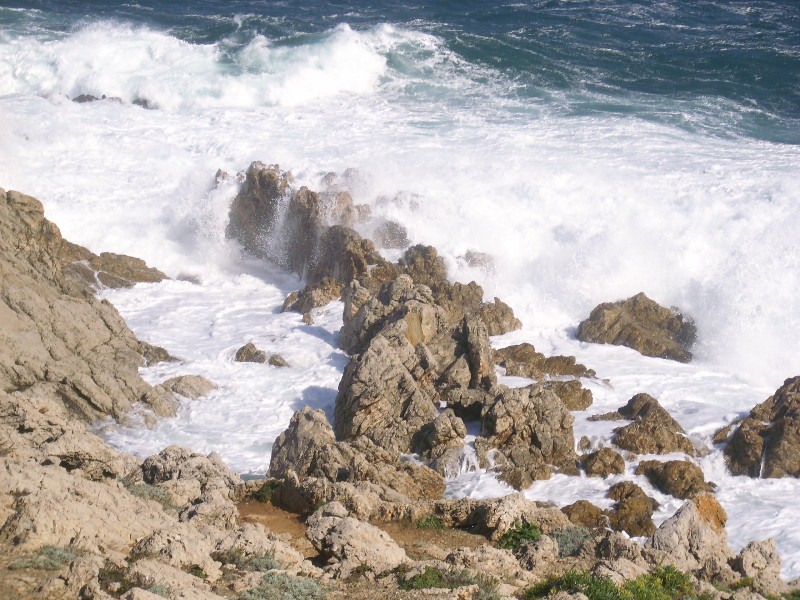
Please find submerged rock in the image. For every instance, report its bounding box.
[576,292,696,363]
[234,342,267,364]
[723,376,800,478]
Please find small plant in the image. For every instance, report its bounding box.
[730,577,754,590]
[121,475,181,513]
[99,564,137,597]
[8,545,78,570]
[551,526,592,557]
[236,572,325,600]
[211,548,279,572]
[400,566,477,590]
[498,521,542,553]
[784,592,800,600]
[147,584,170,598]
[253,480,281,503]
[187,564,207,580]
[415,514,445,530]
[525,567,698,600]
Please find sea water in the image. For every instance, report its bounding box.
[1,0,799,577]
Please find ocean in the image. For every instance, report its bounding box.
[1,0,799,578]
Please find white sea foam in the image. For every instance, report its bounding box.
[2,18,800,577]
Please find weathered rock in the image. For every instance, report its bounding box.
[234,342,267,363]
[582,448,625,478]
[495,343,595,380]
[724,376,800,478]
[517,535,560,572]
[647,494,738,586]
[733,539,788,596]
[544,380,594,411]
[477,493,572,540]
[412,409,467,471]
[161,375,217,400]
[636,460,713,499]
[562,500,608,530]
[130,523,222,582]
[282,277,342,313]
[142,446,240,494]
[612,393,696,456]
[576,292,696,363]
[607,481,657,537]
[0,190,168,421]
[476,385,578,489]
[373,220,410,249]
[305,502,407,577]
[61,245,168,289]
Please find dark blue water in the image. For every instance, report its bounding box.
[2,0,799,142]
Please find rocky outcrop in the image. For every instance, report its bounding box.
[496,343,595,380]
[281,277,342,313]
[611,394,697,456]
[576,292,696,363]
[582,448,625,478]
[636,460,712,499]
[476,385,579,489]
[234,342,267,363]
[60,244,167,290]
[723,376,800,478]
[607,481,657,537]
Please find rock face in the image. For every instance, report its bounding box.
[636,460,712,499]
[576,292,696,363]
[723,376,800,478]
[611,394,696,456]
[0,189,171,422]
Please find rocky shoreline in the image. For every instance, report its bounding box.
[1,173,798,600]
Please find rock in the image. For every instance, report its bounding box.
[130,523,221,582]
[73,94,99,103]
[282,277,342,313]
[476,385,579,489]
[576,292,696,363]
[373,220,410,249]
[445,545,524,581]
[724,376,800,478]
[478,493,572,540]
[517,535,560,573]
[305,502,407,577]
[234,342,267,363]
[636,460,713,499]
[647,494,738,586]
[0,190,168,422]
[582,448,625,478]
[269,408,337,480]
[268,354,289,368]
[562,500,608,530]
[612,393,696,456]
[495,343,595,380]
[61,249,168,289]
[412,409,467,470]
[544,380,594,411]
[161,375,217,400]
[733,539,788,596]
[142,446,240,494]
[607,481,657,537]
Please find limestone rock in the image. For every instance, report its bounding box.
[478,493,572,540]
[234,342,267,363]
[412,409,467,473]
[305,502,407,577]
[477,385,579,489]
[544,380,594,411]
[373,220,410,249]
[582,448,625,478]
[607,481,657,537]
[161,375,217,400]
[130,523,222,582]
[612,393,696,456]
[268,354,289,367]
[495,343,595,380]
[636,460,712,499]
[562,500,608,530]
[282,277,342,313]
[517,535,560,573]
[142,446,240,494]
[724,376,800,478]
[733,539,788,596]
[61,247,168,290]
[576,292,696,363]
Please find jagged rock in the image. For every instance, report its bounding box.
[733,539,788,596]
[724,377,800,478]
[544,380,594,411]
[142,446,240,494]
[562,500,608,530]
[596,531,650,566]
[582,448,625,478]
[234,342,267,363]
[612,393,696,456]
[130,523,222,582]
[60,244,168,289]
[269,408,444,502]
[305,502,407,577]
[125,558,223,598]
[647,494,739,586]
[180,488,238,530]
[412,409,467,472]
[477,493,572,540]
[0,190,168,421]
[636,460,713,499]
[73,94,99,103]
[445,545,525,581]
[495,343,595,380]
[476,385,579,489]
[576,292,696,363]
[267,354,288,368]
[517,535,561,572]
[607,481,657,537]
[373,220,410,249]
[161,375,217,400]
[282,277,342,313]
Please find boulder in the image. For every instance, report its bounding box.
[282,277,342,313]
[733,539,788,596]
[612,393,696,456]
[724,376,800,478]
[373,220,410,249]
[582,448,625,478]
[161,375,217,400]
[576,292,696,363]
[234,342,267,364]
[636,460,713,499]
[476,385,579,489]
[495,343,595,380]
[141,446,240,494]
[305,502,407,577]
[60,245,168,290]
[544,380,594,411]
[607,481,657,537]
[562,500,608,530]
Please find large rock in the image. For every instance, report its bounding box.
[582,448,625,478]
[636,459,712,499]
[0,190,170,421]
[495,343,595,380]
[607,481,657,537]
[576,292,696,363]
[612,393,696,456]
[476,385,579,489]
[733,539,788,596]
[724,376,800,478]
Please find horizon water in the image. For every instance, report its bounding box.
[1,0,799,578]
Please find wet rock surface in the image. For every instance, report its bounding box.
[612,393,697,456]
[577,292,696,363]
[636,459,713,499]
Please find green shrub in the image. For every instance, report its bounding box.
[498,521,542,553]
[415,514,445,530]
[784,592,800,600]
[253,480,281,503]
[525,567,698,600]
[212,548,280,572]
[236,572,325,600]
[98,565,136,597]
[551,526,593,557]
[8,545,78,570]
[147,584,170,598]
[730,577,754,591]
[122,477,181,512]
[187,564,207,580]
[400,566,477,590]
